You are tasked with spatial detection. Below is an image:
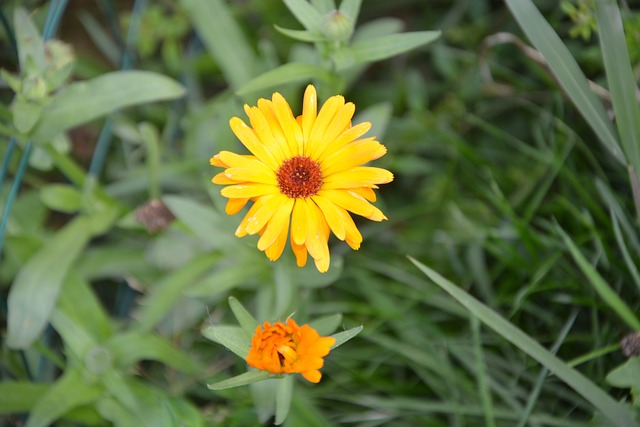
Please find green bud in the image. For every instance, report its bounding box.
[44,39,75,91]
[321,10,353,42]
[21,74,48,100]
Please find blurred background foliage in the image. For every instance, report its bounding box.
[1,0,640,426]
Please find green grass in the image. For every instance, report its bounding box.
[1,0,640,426]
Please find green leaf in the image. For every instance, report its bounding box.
[274,374,294,425]
[330,325,363,349]
[594,0,640,175]
[339,0,362,23]
[337,31,441,69]
[181,0,256,90]
[6,210,118,349]
[40,183,82,213]
[26,368,102,427]
[503,0,624,164]
[30,71,185,144]
[201,325,251,359]
[408,256,638,427]
[274,25,325,42]
[236,63,333,96]
[308,313,342,336]
[311,0,335,14]
[208,370,271,390]
[186,260,264,297]
[606,358,640,389]
[14,8,46,73]
[106,332,201,373]
[0,382,49,413]
[554,223,640,330]
[163,195,238,250]
[229,296,260,334]
[135,252,217,333]
[283,0,324,32]
[11,98,42,134]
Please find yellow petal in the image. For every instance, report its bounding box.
[226,198,248,215]
[210,154,228,167]
[212,171,236,184]
[301,85,317,142]
[216,151,262,169]
[273,92,304,157]
[245,104,286,163]
[264,203,292,261]
[311,195,346,240]
[351,186,377,202]
[313,255,330,273]
[291,238,308,267]
[229,117,280,171]
[223,167,277,185]
[337,208,362,250]
[305,95,344,157]
[258,198,295,251]
[304,199,329,261]
[290,199,308,245]
[318,189,373,218]
[221,183,279,199]
[235,194,278,237]
[322,167,394,189]
[256,99,291,161]
[308,102,355,160]
[320,139,384,175]
[246,194,290,235]
[315,123,373,163]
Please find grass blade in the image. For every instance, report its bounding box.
[408,256,637,427]
[594,0,640,176]
[503,0,624,164]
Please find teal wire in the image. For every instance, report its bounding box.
[0,139,16,191]
[0,143,32,254]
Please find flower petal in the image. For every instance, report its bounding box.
[223,167,277,185]
[315,122,372,163]
[305,95,344,157]
[311,195,346,240]
[308,102,355,160]
[258,198,295,251]
[226,198,248,215]
[290,199,308,245]
[322,167,394,189]
[273,92,304,157]
[301,84,317,142]
[304,199,330,262]
[229,117,280,171]
[320,139,385,176]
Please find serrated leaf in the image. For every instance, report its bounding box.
[229,296,259,334]
[201,325,251,359]
[330,325,363,349]
[40,184,82,213]
[236,63,333,96]
[208,370,271,390]
[30,71,185,144]
[283,0,324,32]
[26,368,102,427]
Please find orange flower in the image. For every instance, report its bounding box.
[246,318,336,383]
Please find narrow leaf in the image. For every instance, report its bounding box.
[26,368,102,427]
[346,31,440,66]
[229,296,259,334]
[408,256,637,427]
[0,382,49,413]
[30,71,185,144]
[106,332,201,373]
[330,325,363,349]
[6,211,115,349]
[503,0,624,164]
[208,370,271,390]
[274,25,325,42]
[14,8,46,73]
[181,0,256,90]
[339,0,362,23]
[554,223,640,330]
[594,0,640,175]
[283,0,324,32]
[236,63,333,96]
[135,252,217,333]
[40,183,82,213]
[201,325,251,359]
[274,374,294,425]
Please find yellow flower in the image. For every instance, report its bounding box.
[245,318,336,383]
[210,84,393,272]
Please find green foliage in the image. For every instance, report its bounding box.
[2,0,640,425]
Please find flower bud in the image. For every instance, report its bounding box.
[321,10,353,42]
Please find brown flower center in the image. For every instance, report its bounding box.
[276,156,323,198]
